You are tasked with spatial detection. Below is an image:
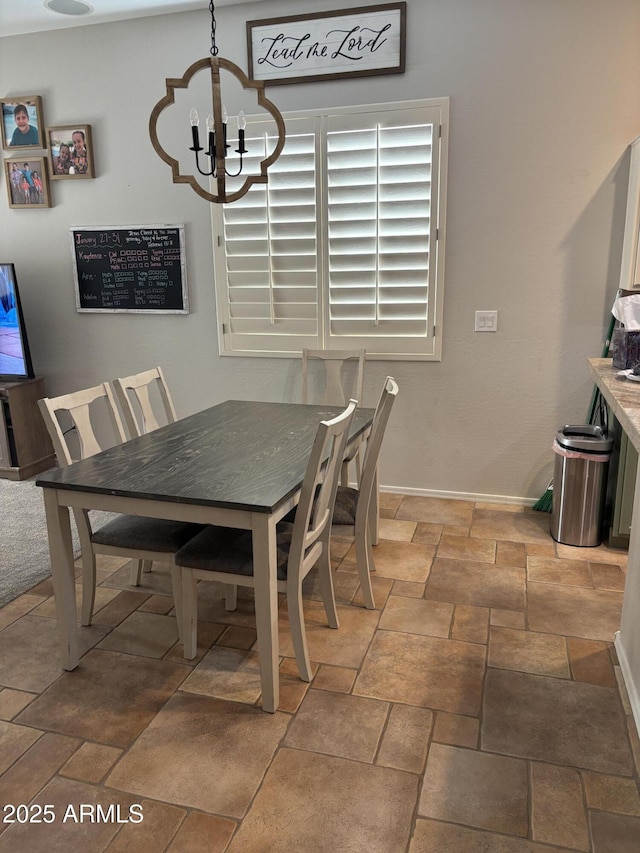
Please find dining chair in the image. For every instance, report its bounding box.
[111,367,179,583]
[172,399,358,682]
[38,382,202,628]
[111,366,177,439]
[301,349,366,406]
[332,377,399,610]
[301,348,366,486]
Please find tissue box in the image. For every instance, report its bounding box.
[611,328,640,368]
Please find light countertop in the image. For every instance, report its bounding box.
[588,358,640,454]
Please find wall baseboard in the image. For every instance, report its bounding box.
[379,484,536,508]
[614,631,640,746]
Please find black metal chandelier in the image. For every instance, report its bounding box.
[149,1,286,204]
[189,105,247,178]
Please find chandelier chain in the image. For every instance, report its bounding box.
[209,1,218,56]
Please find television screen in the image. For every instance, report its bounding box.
[0,263,35,382]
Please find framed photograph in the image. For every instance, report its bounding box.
[4,157,52,209]
[247,2,406,85]
[46,124,94,179]
[1,96,44,149]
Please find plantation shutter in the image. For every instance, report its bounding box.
[215,116,320,355]
[213,99,448,360]
[324,105,440,356]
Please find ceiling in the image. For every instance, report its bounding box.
[0,0,262,38]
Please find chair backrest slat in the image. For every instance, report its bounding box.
[38,382,127,466]
[301,349,366,407]
[112,366,177,438]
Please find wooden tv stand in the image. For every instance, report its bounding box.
[0,377,55,480]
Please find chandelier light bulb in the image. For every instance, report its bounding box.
[222,105,228,124]
[236,110,247,155]
[189,108,200,150]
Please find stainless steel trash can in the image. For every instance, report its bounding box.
[550,425,613,547]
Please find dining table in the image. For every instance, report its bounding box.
[36,399,375,713]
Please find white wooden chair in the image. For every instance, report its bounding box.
[172,399,357,681]
[111,366,177,439]
[111,367,179,582]
[332,377,399,610]
[38,383,202,628]
[301,349,366,407]
[301,348,366,486]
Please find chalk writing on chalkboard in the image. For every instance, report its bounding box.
[69,225,188,313]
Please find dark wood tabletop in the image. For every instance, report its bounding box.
[36,400,375,513]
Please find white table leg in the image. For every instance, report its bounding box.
[43,488,79,670]
[252,513,280,713]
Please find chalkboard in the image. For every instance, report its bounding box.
[70,225,188,313]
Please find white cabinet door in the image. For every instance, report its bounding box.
[620,134,640,291]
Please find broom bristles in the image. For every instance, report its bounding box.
[533,483,553,513]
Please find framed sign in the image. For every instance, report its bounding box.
[247,2,406,85]
[70,225,188,313]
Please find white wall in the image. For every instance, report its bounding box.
[1,0,640,502]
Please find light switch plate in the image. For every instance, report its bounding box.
[475,310,498,332]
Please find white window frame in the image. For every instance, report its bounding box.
[212,98,449,361]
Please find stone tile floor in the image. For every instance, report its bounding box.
[0,494,639,851]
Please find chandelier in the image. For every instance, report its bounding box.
[149,1,286,204]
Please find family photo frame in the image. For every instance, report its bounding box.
[47,124,94,179]
[4,157,52,209]
[0,96,44,149]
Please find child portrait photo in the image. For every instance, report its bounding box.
[4,157,51,209]
[47,124,94,179]
[1,96,44,149]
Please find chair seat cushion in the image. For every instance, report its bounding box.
[333,485,358,526]
[174,522,295,581]
[91,515,204,552]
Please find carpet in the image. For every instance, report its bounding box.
[0,474,82,607]
[0,475,117,608]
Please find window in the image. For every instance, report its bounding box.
[212,98,448,360]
